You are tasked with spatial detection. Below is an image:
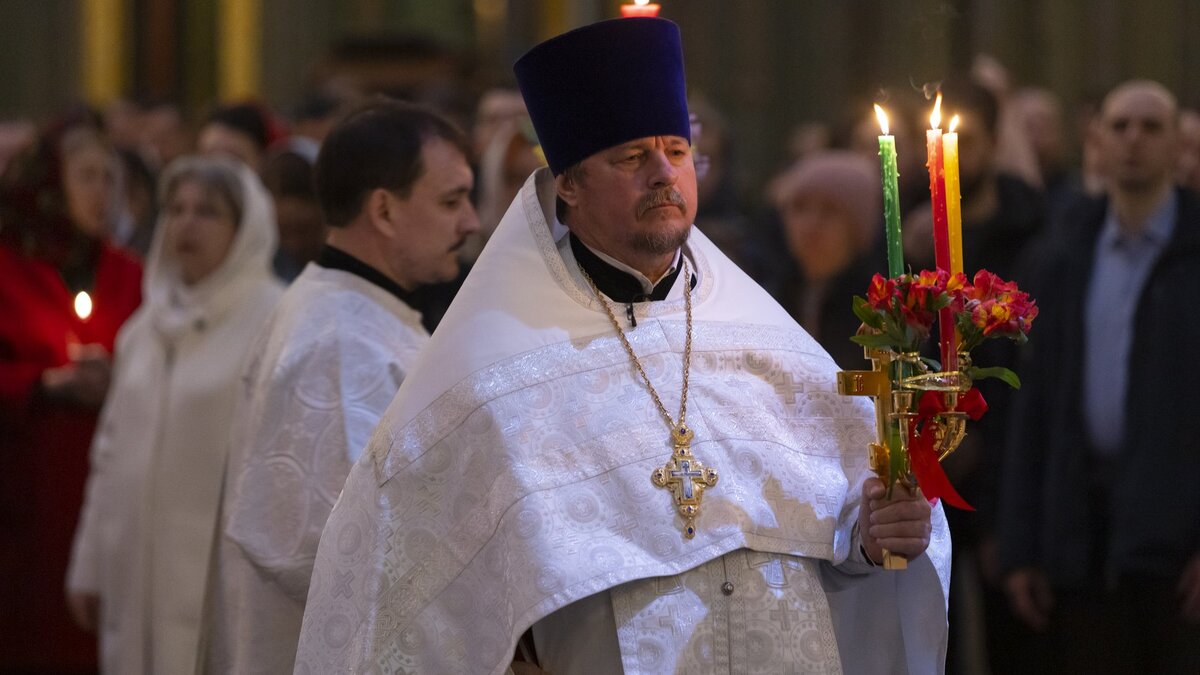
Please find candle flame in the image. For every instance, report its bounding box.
[635,0,649,5]
[874,104,890,136]
[74,291,93,320]
[949,114,960,133]
[929,93,943,130]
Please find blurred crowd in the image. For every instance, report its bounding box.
[1,49,1198,674]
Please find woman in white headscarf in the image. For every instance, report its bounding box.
[65,156,284,674]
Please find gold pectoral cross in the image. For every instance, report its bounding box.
[651,424,719,539]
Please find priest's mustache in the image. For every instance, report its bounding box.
[637,188,688,218]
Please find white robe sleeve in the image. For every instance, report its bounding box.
[225,327,408,602]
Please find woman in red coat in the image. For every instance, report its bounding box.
[0,120,143,673]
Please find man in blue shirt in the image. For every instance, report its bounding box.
[999,80,1200,674]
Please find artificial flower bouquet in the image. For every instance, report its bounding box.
[844,269,1037,509]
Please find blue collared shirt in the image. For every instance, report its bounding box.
[1083,190,1177,456]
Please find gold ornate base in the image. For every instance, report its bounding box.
[839,347,972,571]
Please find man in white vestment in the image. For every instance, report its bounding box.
[199,101,478,674]
[296,19,950,675]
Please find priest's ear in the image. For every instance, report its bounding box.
[554,163,587,207]
[555,164,587,224]
[365,187,403,238]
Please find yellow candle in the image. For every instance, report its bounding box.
[943,114,963,275]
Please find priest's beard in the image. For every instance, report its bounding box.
[633,187,692,255]
[632,224,692,256]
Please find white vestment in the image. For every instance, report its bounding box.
[67,162,283,675]
[199,263,428,674]
[295,168,951,674]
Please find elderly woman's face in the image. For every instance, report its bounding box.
[783,193,858,282]
[164,179,238,285]
[63,141,115,238]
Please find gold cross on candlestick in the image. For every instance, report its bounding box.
[836,348,910,570]
[837,357,893,476]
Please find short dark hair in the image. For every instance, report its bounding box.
[314,98,469,227]
[206,103,271,150]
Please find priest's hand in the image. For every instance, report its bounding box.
[1004,567,1054,631]
[40,343,111,409]
[859,477,932,565]
[66,590,99,632]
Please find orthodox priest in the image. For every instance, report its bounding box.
[296,18,949,675]
[199,101,478,673]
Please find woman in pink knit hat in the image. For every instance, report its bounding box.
[771,150,884,369]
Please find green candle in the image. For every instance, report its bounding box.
[875,105,904,278]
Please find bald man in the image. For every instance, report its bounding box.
[998,80,1200,673]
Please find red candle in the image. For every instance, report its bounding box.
[925,94,957,371]
[621,0,661,17]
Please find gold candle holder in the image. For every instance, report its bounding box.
[838,348,971,570]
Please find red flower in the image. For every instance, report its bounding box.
[853,268,1035,359]
[867,274,895,310]
[945,272,968,312]
[900,282,935,331]
[956,269,1038,351]
[913,269,946,293]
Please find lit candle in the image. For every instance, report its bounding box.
[925,94,957,371]
[875,104,904,278]
[944,114,963,275]
[74,291,94,321]
[621,0,661,17]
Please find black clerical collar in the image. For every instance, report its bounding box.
[315,245,415,307]
[569,233,694,305]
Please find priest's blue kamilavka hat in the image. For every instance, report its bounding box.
[514,17,691,175]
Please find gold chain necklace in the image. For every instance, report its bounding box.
[578,257,718,539]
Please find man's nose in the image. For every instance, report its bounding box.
[460,201,481,234]
[646,150,679,189]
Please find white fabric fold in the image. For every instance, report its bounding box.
[199,264,428,675]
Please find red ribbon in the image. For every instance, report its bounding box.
[907,388,987,511]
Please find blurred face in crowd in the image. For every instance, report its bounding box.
[275,195,327,267]
[198,122,263,172]
[472,89,528,160]
[62,135,116,238]
[694,121,725,206]
[1099,82,1179,195]
[557,135,697,276]
[141,106,190,169]
[384,137,478,288]
[1013,89,1066,176]
[104,99,142,149]
[782,192,858,282]
[165,179,239,285]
